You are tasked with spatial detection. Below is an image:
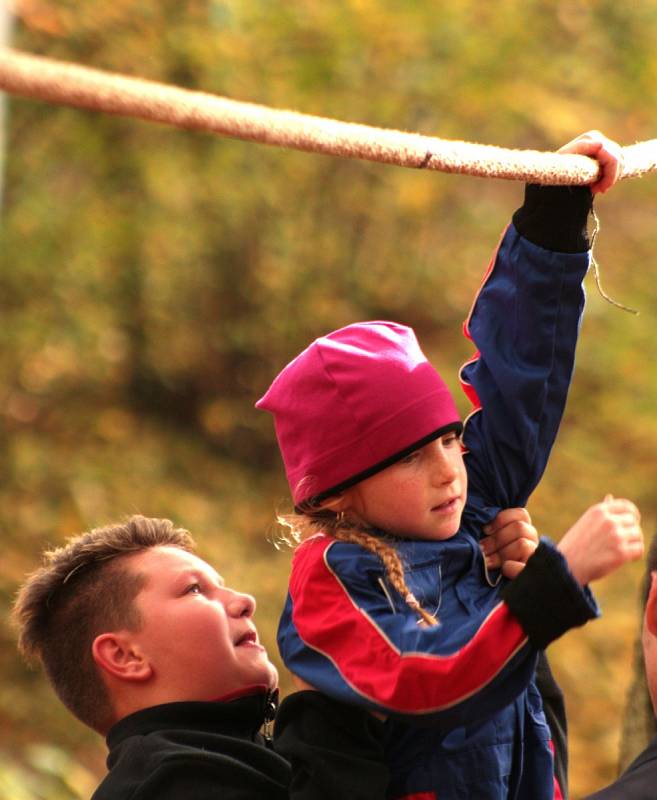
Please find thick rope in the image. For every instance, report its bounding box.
[2,48,657,184]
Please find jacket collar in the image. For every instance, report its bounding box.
[106,688,278,751]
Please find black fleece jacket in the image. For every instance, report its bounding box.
[93,690,389,800]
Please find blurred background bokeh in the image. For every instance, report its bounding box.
[1,1,657,797]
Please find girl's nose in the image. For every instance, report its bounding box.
[430,445,458,484]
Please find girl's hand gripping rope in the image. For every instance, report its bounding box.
[558,130,624,194]
[559,130,637,313]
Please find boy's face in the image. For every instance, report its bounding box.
[344,431,467,541]
[126,546,278,701]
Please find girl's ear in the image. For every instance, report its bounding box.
[92,632,153,682]
[315,492,350,513]
[645,572,657,638]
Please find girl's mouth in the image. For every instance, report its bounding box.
[432,497,460,514]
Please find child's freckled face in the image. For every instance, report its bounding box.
[127,546,278,700]
[344,432,467,541]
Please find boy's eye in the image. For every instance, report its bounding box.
[185,582,202,595]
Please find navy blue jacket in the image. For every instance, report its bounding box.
[278,186,599,799]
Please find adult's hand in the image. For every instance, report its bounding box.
[557,495,644,585]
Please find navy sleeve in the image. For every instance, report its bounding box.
[460,185,592,527]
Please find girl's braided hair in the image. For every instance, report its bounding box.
[279,500,438,626]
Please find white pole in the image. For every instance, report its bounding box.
[0,1,15,212]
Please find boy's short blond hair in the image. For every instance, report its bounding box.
[13,515,194,733]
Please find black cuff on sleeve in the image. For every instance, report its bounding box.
[501,539,599,651]
[512,184,593,253]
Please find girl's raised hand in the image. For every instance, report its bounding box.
[557,495,644,585]
[558,130,623,195]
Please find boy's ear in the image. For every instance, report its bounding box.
[92,632,153,682]
[645,572,657,638]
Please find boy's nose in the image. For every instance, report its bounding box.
[225,590,256,618]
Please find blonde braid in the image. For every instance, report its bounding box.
[332,525,438,626]
[279,500,438,625]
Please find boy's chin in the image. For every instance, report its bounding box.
[250,657,278,692]
[265,663,279,690]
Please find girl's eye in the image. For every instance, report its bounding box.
[400,450,420,465]
[443,434,460,447]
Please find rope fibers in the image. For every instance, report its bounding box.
[1,48,657,184]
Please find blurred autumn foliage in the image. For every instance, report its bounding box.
[2,1,657,797]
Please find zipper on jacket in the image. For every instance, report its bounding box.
[262,689,278,744]
[378,577,397,613]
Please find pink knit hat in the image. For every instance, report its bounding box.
[256,321,462,506]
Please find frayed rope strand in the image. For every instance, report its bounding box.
[589,209,639,315]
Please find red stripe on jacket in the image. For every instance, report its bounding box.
[458,232,507,417]
[549,740,564,800]
[289,535,528,714]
